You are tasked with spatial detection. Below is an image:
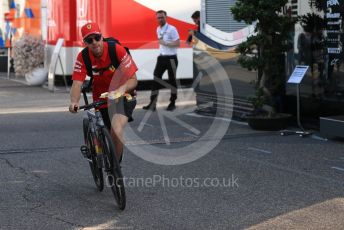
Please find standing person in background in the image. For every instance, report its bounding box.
[191,10,200,31]
[142,10,180,111]
[186,11,200,45]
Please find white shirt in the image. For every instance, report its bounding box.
[157,23,179,56]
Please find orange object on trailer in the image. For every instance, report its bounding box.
[8,0,42,40]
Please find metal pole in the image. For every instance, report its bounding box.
[281,66,311,137]
[7,47,10,79]
[7,33,12,80]
[296,84,305,132]
[58,55,69,92]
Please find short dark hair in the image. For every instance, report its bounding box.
[156,10,167,16]
[191,11,200,19]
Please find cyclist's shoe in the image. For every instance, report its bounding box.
[80,145,91,159]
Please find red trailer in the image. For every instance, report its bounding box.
[46,0,200,80]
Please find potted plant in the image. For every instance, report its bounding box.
[12,34,47,85]
[231,0,295,130]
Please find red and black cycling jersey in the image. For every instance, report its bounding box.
[72,42,138,107]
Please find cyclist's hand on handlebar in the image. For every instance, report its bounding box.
[108,91,123,100]
[109,85,126,99]
[100,91,133,101]
[69,103,79,113]
[100,84,128,100]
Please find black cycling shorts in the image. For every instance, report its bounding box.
[99,97,136,130]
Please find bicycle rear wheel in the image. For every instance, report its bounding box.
[83,118,104,191]
[101,128,126,210]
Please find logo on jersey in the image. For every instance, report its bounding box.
[109,65,116,72]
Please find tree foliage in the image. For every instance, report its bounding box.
[309,0,326,11]
[231,0,296,113]
[299,12,325,33]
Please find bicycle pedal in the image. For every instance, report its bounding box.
[80,145,90,158]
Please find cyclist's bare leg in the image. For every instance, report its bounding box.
[110,114,128,162]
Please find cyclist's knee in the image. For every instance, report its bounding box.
[112,126,123,138]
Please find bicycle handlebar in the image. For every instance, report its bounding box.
[78,100,107,111]
[76,92,135,112]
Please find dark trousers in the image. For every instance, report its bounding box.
[151,55,178,103]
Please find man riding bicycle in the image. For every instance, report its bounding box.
[69,22,138,164]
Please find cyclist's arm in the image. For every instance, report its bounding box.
[109,46,138,96]
[124,74,138,93]
[69,53,87,113]
[112,74,137,96]
[69,80,83,113]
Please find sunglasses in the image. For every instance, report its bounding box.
[84,34,102,44]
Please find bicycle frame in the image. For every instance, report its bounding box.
[86,110,103,147]
[79,87,127,210]
[79,86,128,169]
[80,86,108,168]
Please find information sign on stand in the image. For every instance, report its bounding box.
[281,65,311,137]
[287,65,309,84]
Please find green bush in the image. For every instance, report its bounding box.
[231,0,296,115]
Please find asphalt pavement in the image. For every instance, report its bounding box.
[0,75,344,230]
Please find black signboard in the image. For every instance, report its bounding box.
[325,0,344,65]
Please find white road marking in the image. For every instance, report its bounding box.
[184,132,199,138]
[0,101,196,115]
[331,167,344,172]
[247,147,272,154]
[323,158,344,162]
[310,135,328,141]
[0,107,69,114]
[186,112,248,126]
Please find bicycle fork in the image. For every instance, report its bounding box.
[93,137,104,169]
[86,121,104,169]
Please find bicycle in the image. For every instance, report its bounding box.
[77,87,127,210]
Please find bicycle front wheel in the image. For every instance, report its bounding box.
[83,118,104,191]
[101,128,126,210]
